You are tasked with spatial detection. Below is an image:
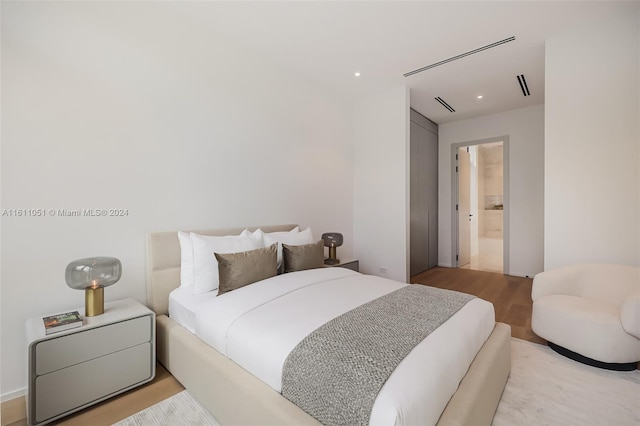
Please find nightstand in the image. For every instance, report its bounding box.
[323,259,359,272]
[26,299,155,426]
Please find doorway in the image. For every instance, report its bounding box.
[452,137,509,274]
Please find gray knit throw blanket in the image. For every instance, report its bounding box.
[281,284,475,426]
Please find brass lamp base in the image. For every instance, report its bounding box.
[325,246,339,265]
[85,287,104,317]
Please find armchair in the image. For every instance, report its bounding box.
[531,263,640,370]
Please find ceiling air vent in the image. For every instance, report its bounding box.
[404,36,516,77]
[517,74,531,96]
[435,97,455,113]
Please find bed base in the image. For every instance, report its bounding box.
[157,314,511,426]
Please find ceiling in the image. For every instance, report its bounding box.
[166,1,629,124]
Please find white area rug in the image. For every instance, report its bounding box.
[493,338,640,426]
[112,390,218,426]
[115,338,640,426]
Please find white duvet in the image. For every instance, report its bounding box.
[183,268,495,425]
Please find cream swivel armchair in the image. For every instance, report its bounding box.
[531,263,640,370]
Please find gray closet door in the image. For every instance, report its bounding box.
[410,110,438,276]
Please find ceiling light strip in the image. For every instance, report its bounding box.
[404,36,516,77]
[517,74,531,96]
[435,97,456,113]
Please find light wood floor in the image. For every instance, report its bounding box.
[411,266,546,345]
[2,266,544,426]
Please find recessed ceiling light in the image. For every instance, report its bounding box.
[477,95,484,100]
[354,72,361,77]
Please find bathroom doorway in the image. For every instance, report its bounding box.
[452,137,509,274]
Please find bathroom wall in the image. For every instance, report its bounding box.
[478,143,503,239]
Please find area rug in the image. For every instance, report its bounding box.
[115,338,640,426]
[493,338,640,426]
[112,390,218,426]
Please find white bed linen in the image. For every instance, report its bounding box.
[192,268,495,426]
[168,286,217,334]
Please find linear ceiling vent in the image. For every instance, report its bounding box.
[435,97,455,113]
[517,74,531,96]
[404,36,516,77]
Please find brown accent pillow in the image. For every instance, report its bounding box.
[215,244,277,296]
[282,240,324,273]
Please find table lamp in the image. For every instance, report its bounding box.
[322,233,343,265]
[65,257,122,316]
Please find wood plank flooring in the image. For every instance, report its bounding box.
[411,266,546,345]
[2,266,544,425]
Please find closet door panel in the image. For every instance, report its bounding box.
[410,110,438,276]
[410,121,430,276]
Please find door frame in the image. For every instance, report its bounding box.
[450,136,510,274]
[457,146,472,267]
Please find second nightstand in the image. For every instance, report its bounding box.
[323,259,359,272]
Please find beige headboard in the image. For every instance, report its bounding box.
[146,224,298,315]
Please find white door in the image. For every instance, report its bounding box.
[458,147,471,267]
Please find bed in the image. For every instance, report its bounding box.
[146,224,511,426]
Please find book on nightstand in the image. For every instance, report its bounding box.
[43,311,83,335]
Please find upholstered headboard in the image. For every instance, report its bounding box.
[146,224,298,315]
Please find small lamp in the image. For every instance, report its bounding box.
[65,257,122,317]
[322,233,343,265]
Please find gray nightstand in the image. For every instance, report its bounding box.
[323,259,359,272]
[26,299,155,426]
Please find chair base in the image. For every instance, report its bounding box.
[548,342,639,371]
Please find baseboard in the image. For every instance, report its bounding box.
[506,271,535,279]
[1,387,26,403]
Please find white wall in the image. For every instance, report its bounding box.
[0,2,354,398]
[545,6,640,269]
[439,104,545,277]
[353,87,410,282]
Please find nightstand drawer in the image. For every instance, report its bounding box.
[35,315,151,375]
[35,342,151,423]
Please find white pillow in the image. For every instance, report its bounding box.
[179,230,258,288]
[178,231,194,288]
[263,227,313,271]
[240,228,272,243]
[191,232,264,294]
[247,226,299,246]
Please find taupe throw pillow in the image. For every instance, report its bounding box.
[215,244,277,296]
[282,240,324,273]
